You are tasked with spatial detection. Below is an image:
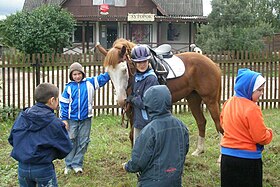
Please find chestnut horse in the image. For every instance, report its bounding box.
[96,38,223,156]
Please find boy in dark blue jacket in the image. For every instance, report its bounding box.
[8,83,72,187]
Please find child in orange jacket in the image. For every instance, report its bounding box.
[220,68,273,187]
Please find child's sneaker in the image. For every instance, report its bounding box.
[64,167,71,175]
[74,167,83,174]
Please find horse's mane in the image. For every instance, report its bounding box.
[104,38,136,67]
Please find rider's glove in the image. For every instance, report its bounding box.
[126,95,134,103]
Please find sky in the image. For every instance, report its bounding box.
[0,0,212,20]
[0,0,25,20]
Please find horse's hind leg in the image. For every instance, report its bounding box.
[186,92,206,156]
[204,99,222,134]
[204,100,223,163]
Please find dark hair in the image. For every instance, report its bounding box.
[34,83,59,104]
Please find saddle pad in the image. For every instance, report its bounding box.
[164,55,185,79]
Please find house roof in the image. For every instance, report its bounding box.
[23,0,62,11]
[152,0,203,16]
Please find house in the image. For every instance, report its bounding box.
[23,0,207,53]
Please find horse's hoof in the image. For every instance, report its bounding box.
[191,149,204,156]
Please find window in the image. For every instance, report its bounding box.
[93,0,103,5]
[130,24,152,43]
[104,0,114,5]
[115,0,126,6]
[73,25,94,43]
[93,0,126,6]
[167,23,181,41]
[93,0,114,5]
[74,26,82,43]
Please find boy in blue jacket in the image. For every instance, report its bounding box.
[8,83,72,187]
[60,62,110,174]
[123,85,189,187]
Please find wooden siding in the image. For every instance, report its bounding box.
[63,0,157,18]
[23,0,204,19]
[0,51,279,119]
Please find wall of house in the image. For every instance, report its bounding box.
[63,0,157,17]
[61,0,203,53]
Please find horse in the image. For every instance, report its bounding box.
[96,38,223,156]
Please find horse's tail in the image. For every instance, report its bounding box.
[218,68,222,110]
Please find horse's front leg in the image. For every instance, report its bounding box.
[187,93,206,156]
[125,103,134,147]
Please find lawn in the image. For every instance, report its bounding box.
[0,109,279,187]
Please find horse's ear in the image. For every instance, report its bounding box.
[120,46,127,58]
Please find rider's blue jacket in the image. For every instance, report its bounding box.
[60,72,110,121]
[130,68,159,129]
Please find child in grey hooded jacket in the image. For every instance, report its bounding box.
[123,85,189,187]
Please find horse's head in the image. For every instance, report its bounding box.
[106,60,129,107]
[104,41,135,107]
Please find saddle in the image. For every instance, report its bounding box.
[149,44,176,85]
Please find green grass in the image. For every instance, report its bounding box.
[1,109,279,187]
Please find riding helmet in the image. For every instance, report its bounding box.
[131,44,151,62]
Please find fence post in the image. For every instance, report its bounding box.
[35,58,40,86]
[279,51,280,108]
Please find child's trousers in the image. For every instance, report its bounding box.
[18,162,57,187]
[221,154,262,187]
[65,117,92,170]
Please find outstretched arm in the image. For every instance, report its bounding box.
[95,42,108,56]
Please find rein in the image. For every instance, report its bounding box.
[120,53,135,128]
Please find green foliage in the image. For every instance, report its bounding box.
[0,5,75,54]
[0,81,19,121]
[196,0,279,52]
[0,106,18,122]
[1,110,279,186]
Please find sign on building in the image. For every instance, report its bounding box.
[127,13,155,21]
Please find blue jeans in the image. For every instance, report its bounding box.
[65,118,92,169]
[18,162,57,187]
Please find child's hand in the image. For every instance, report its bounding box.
[63,120,69,131]
[126,95,134,103]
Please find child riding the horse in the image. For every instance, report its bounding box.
[126,44,159,145]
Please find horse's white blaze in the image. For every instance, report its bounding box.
[107,61,129,107]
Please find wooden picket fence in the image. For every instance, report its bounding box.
[0,51,279,119]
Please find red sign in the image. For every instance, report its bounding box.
[100,4,109,15]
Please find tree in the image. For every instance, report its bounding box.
[196,0,279,52]
[0,5,75,54]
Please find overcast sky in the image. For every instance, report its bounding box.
[0,0,212,20]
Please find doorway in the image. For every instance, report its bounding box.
[107,27,117,48]
[99,22,118,49]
